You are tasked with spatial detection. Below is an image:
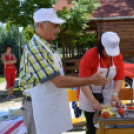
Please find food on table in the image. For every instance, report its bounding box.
[126,106,134,110]
[101,104,116,116]
[118,108,125,115]
[8,108,21,116]
[102,111,110,118]
[102,104,113,110]
[0,112,18,122]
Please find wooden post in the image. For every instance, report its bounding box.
[61,30,65,59]
[97,21,101,40]
[70,34,74,58]
[78,44,80,56]
[69,34,71,58]
[82,44,84,54]
[65,33,68,58]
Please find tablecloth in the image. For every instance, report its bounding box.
[0,116,27,134]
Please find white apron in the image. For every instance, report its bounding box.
[29,35,72,134]
[79,55,116,112]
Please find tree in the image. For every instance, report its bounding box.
[57,0,100,49]
[0,25,7,74]
[0,0,100,50]
[0,0,58,27]
[0,0,59,49]
[0,24,27,74]
[20,29,27,47]
[23,26,34,42]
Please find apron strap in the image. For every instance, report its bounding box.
[90,57,112,93]
[100,57,112,93]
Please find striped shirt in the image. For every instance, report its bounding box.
[19,34,60,95]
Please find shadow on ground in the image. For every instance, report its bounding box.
[0,87,23,104]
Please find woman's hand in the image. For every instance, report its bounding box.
[111,95,122,107]
[90,98,102,111]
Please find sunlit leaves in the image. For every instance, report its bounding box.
[0,0,58,27]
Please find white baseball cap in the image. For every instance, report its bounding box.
[101,32,120,56]
[33,8,66,24]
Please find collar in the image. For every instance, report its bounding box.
[34,34,56,51]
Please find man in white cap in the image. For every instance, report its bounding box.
[19,8,108,134]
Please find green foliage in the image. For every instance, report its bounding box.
[0,25,7,74]
[20,29,27,46]
[23,26,34,42]
[0,0,59,27]
[0,0,59,41]
[0,24,27,74]
[0,74,5,83]
[0,0,100,49]
[57,0,100,48]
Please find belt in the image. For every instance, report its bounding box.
[23,95,32,101]
[4,66,15,68]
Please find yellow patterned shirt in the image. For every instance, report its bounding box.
[19,34,60,96]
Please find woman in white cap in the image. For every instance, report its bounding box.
[79,32,125,134]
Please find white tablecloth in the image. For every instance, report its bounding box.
[0,116,27,134]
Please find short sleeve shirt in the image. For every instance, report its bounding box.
[79,47,125,80]
[19,34,60,95]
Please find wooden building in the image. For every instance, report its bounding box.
[54,0,134,76]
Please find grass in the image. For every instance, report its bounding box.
[0,74,6,83]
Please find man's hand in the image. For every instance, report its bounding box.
[111,95,122,107]
[91,72,108,86]
[90,98,102,111]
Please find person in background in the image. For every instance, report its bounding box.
[79,32,125,134]
[1,45,17,100]
[72,87,82,118]
[19,8,108,134]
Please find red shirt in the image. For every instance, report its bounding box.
[77,47,125,98]
[4,54,15,68]
[79,47,125,80]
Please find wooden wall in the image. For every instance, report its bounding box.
[97,20,134,60]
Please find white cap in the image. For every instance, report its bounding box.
[33,8,66,24]
[101,32,120,56]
